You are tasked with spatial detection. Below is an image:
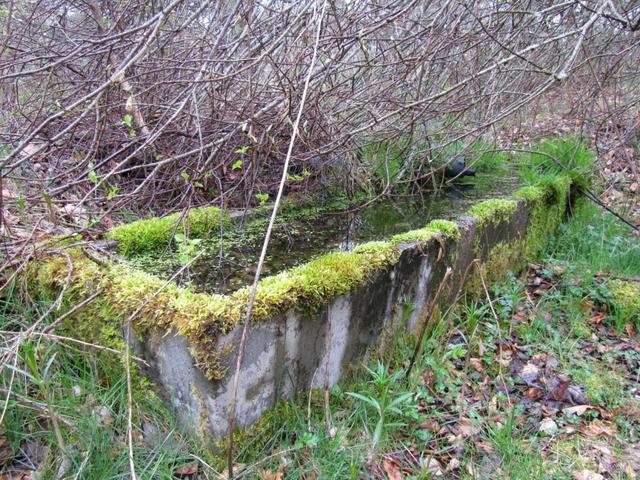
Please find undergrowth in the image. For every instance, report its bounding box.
[0,285,212,478]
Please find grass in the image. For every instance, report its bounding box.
[517,137,595,190]
[547,201,640,277]
[0,285,212,479]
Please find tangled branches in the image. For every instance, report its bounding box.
[0,0,639,243]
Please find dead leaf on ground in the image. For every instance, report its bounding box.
[524,387,543,400]
[418,420,440,432]
[625,323,635,337]
[564,405,594,416]
[446,457,461,472]
[470,358,483,372]
[1,473,34,480]
[621,444,640,479]
[259,465,285,480]
[587,311,607,325]
[550,380,570,401]
[475,441,494,453]
[458,418,481,437]
[173,462,198,477]
[583,420,618,438]
[421,457,443,477]
[383,457,403,480]
[519,363,540,384]
[573,469,604,480]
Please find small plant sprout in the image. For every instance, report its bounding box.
[346,362,414,452]
[255,193,269,206]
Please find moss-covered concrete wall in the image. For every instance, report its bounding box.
[27,175,574,439]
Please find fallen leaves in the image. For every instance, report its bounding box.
[458,418,481,437]
[519,363,541,384]
[549,379,570,402]
[173,462,198,477]
[259,465,285,480]
[564,405,594,416]
[1,473,34,480]
[583,420,618,438]
[382,457,404,480]
[573,469,604,480]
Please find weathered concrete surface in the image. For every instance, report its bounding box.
[137,198,547,440]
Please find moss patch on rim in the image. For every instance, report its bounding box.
[467,199,518,227]
[391,219,460,243]
[107,206,231,256]
[28,238,401,380]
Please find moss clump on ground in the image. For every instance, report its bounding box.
[609,280,640,324]
[467,199,518,227]
[107,206,231,256]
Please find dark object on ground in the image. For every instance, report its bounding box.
[445,156,476,178]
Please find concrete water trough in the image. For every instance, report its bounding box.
[28,175,573,441]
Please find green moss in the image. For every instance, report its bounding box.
[468,240,524,296]
[609,280,640,324]
[426,219,461,241]
[107,206,231,256]
[573,368,625,408]
[30,169,578,384]
[513,185,545,202]
[391,219,460,243]
[29,240,401,381]
[516,174,572,261]
[467,199,518,227]
[391,227,439,243]
[467,175,574,296]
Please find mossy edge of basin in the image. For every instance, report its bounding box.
[27,219,460,381]
[467,174,573,293]
[107,206,232,256]
[27,173,572,383]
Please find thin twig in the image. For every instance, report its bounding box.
[474,261,512,407]
[322,307,332,435]
[225,3,328,478]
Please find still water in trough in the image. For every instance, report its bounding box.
[128,172,521,295]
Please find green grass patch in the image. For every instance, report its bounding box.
[0,287,208,479]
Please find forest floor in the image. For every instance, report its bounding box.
[1,156,639,479]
